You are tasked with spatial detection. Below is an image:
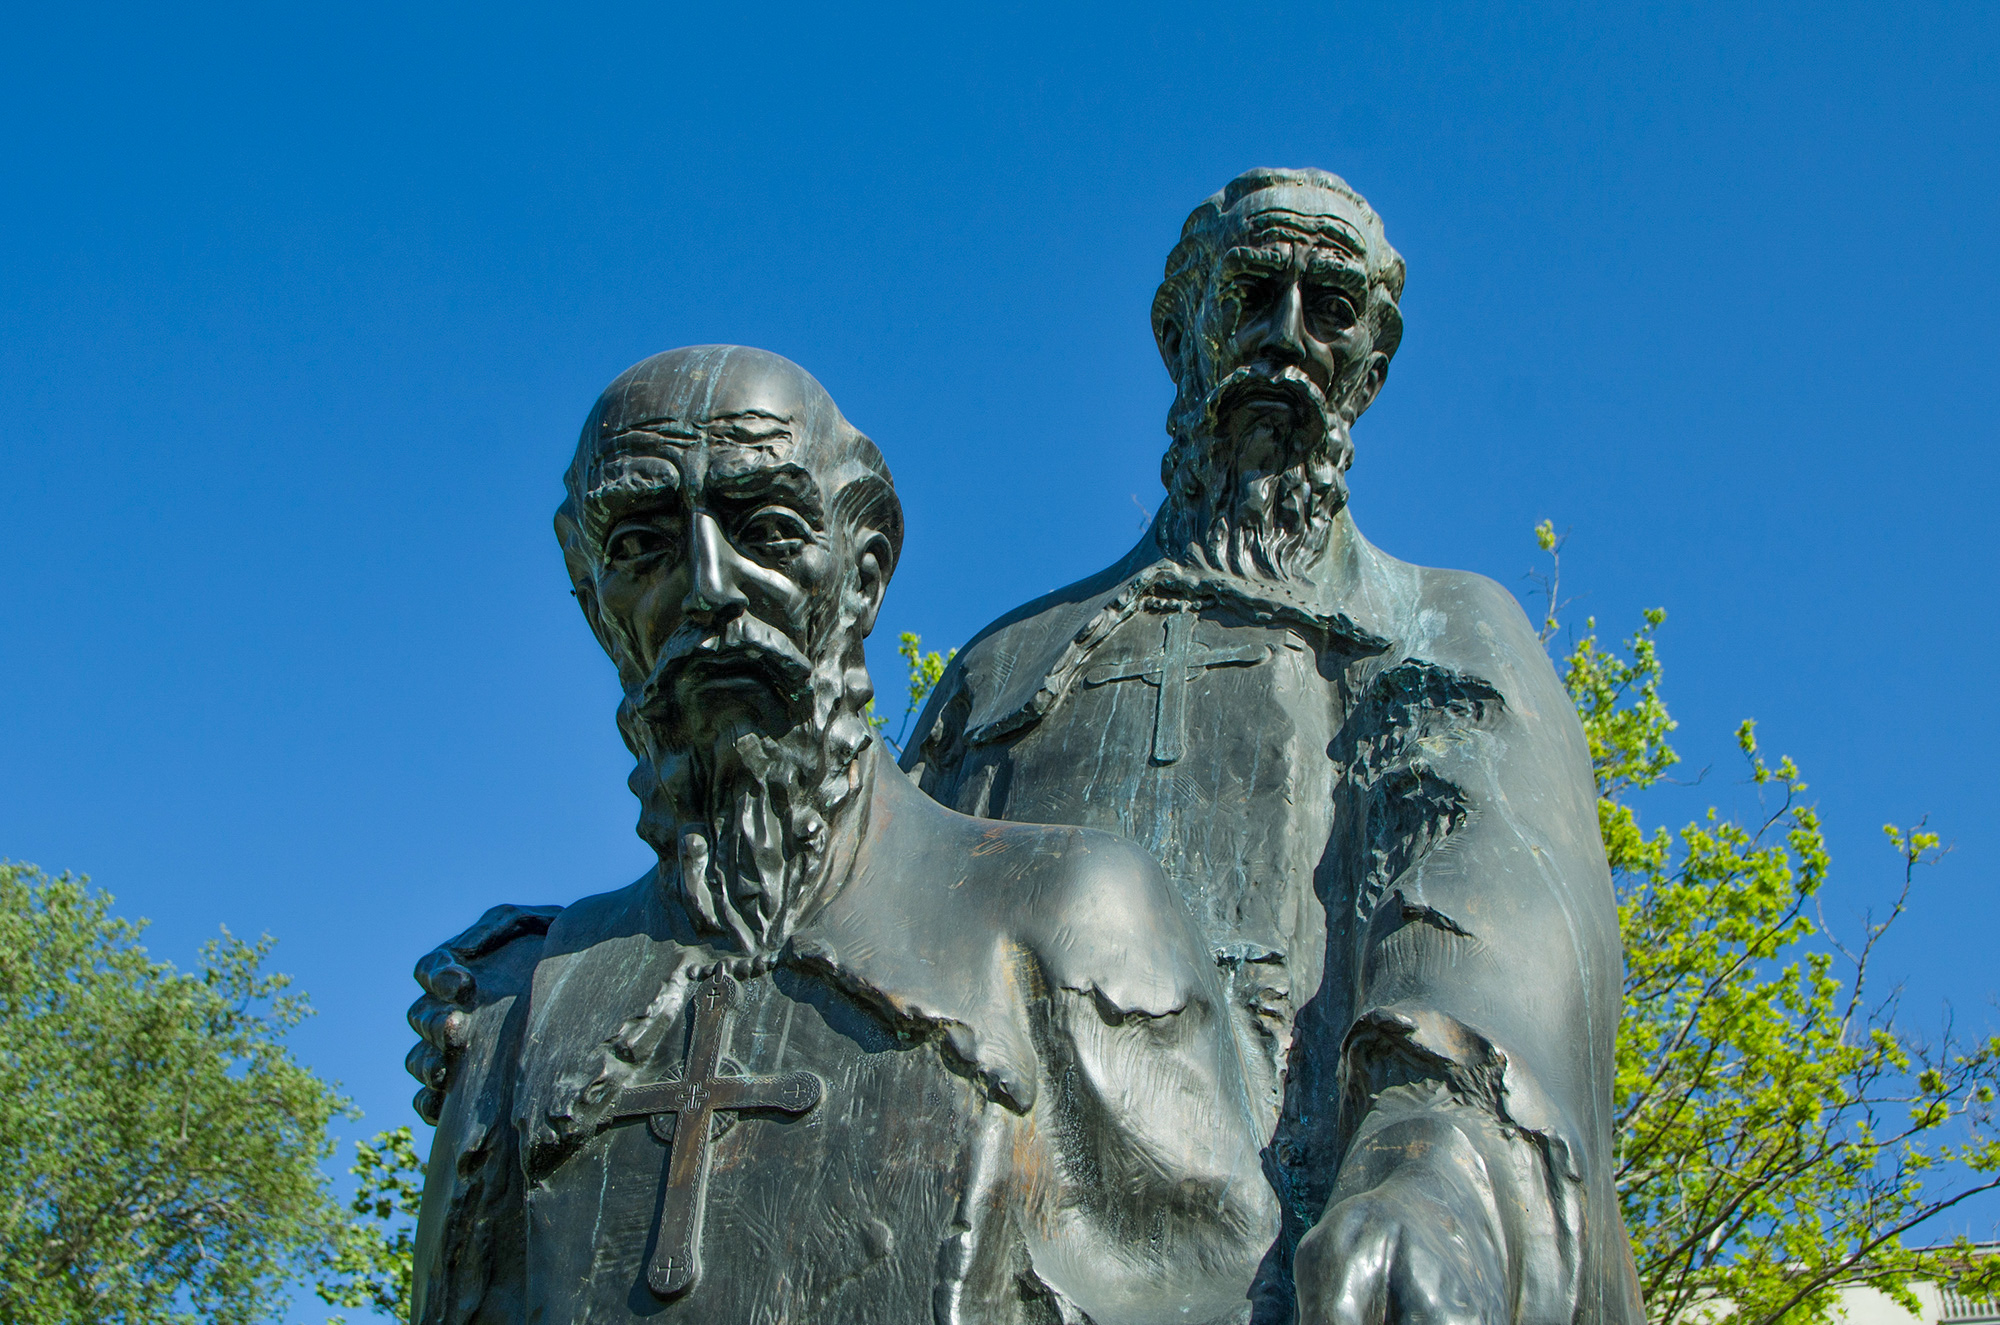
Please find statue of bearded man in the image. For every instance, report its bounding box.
[404,346,1279,1325]
[905,169,1644,1325]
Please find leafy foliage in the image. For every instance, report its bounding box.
[0,863,352,1325]
[314,1126,424,1322]
[1539,544,2000,1325]
[866,630,955,756]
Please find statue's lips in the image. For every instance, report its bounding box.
[1208,370,1329,450]
[673,646,807,692]
[1215,376,1315,420]
[638,624,815,716]
[678,652,779,687]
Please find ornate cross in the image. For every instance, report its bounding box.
[1082,611,1272,764]
[606,970,823,1300]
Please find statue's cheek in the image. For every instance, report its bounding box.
[597,567,687,659]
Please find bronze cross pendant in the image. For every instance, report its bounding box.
[1082,611,1272,764]
[606,970,823,1300]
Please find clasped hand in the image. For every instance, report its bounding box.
[1294,1118,1512,1325]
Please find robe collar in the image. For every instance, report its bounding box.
[959,511,1421,746]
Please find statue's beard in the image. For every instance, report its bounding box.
[619,629,874,956]
[1155,364,1353,582]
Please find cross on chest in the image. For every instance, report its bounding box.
[1082,610,1274,764]
[603,970,823,1300]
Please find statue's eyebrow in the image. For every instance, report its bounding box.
[1218,245,1288,274]
[587,468,683,505]
[1301,251,1369,291]
[581,455,686,539]
[704,462,824,521]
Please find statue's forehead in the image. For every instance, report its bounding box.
[595,349,824,442]
[1226,187,1370,258]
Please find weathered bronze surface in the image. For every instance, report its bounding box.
[601,969,824,1298]
[406,346,1277,1324]
[905,169,1643,1325]
[405,170,1642,1325]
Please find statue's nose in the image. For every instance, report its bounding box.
[1238,279,1309,369]
[684,512,748,620]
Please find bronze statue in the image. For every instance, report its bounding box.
[405,346,1279,1324]
[406,170,1644,1325]
[906,169,1643,1325]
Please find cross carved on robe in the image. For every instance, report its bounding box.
[605,970,823,1300]
[1082,609,1274,764]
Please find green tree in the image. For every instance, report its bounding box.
[314,1126,424,1323]
[1535,524,2000,1325]
[0,863,353,1325]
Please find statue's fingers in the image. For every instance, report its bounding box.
[1384,1252,1488,1325]
[1390,1217,1507,1325]
[442,902,563,963]
[414,947,475,1004]
[413,1085,443,1126]
[406,1039,450,1091]
[408,996,471,1053]
[1296,1199,1395,1325]
[1329,1239,1394,1325]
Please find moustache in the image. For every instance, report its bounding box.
[635,615,816,716]
[1201,365,1334,451]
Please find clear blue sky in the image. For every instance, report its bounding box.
[4,2,1997,1307]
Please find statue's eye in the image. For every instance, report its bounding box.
[1306,287,1358,335]
[1228,273,1281,312]
[739,508,811,559]
[607,524,674,565]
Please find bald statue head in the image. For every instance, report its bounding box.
[1150,168,1406,581]
[555,346,902,954]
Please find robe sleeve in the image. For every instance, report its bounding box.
[409,929,543,1325]
[1321,573,1640,1325]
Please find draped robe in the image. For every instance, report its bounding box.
[410,745,1279,1325]
[904,513,1644,1325]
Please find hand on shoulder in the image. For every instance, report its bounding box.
[405,903,562,1123]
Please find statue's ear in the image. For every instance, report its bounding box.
[1346,351,1390,421]
[554,502,623,663]
[851,528,894,637]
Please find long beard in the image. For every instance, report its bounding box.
[623,651,874,956]
[1156,365,1352,582]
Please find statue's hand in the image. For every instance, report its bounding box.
[1294,1154,1509,1325]
[405,903,562,1123]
